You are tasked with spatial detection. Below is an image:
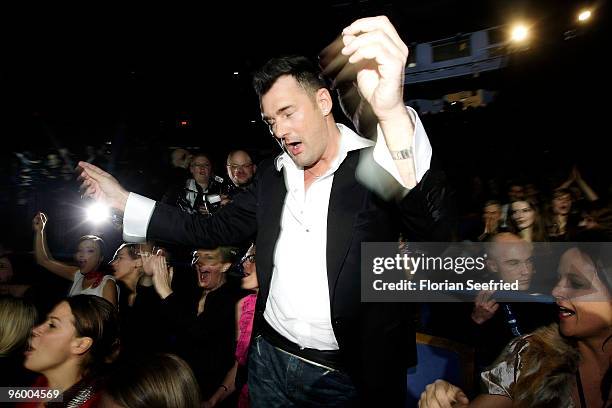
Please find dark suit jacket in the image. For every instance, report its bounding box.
[160,283,246,401]
[146,149,442,406]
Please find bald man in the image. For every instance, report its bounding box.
[485,232,535,291]
[471,233,535,324]
[469,232,555,367]
[222,150,256,205]
[226,150,256,188]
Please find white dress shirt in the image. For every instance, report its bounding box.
[122,107,432,350]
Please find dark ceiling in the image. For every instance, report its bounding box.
[0,0,606,154]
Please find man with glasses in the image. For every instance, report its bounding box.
[162,153,225,216]
[222,150,256,204]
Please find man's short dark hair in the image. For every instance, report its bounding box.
[252,55,328,98]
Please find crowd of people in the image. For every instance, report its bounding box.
[1,15,611,408]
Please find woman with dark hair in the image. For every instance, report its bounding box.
[549,166,600,241]
[506,197,548,242]
[110,243,170,354]
[101,353,200,408]
[32,212,118,305]
[545,188,579,241]
[419,233,612,407]
[110,243,146,306]
[19,295,120,407]
[507,198,558,292]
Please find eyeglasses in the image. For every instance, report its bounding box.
[241,254,256,265]
[226,163,253,171]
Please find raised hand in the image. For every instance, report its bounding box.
[32,212,48,232]
[339,16,408,123]
[76,161,130,212]
[321,16,418,189]
[149,254,174,299]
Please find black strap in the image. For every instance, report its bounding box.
[502,303,522,337]
[260,318,345,370]
[576,369,587,408]
[193,182,205,208]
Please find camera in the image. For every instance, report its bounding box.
[203,194,222,214]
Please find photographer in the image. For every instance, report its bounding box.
[162,153,225,216]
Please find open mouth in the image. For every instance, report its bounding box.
[198,270,210,282]
[558,305,576,318]
[285,141,303,155]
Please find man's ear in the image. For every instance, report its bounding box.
[486,259,498,273]
[316,88,333,116]
[72,336,93,356]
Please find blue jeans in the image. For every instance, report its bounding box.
[248,335,358,407]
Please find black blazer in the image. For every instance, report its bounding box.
[147,149,443,406]
[160,283,246,400]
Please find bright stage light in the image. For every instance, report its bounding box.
[86,203,110,224]
[578,9,592,22]
[510,24,529,42]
